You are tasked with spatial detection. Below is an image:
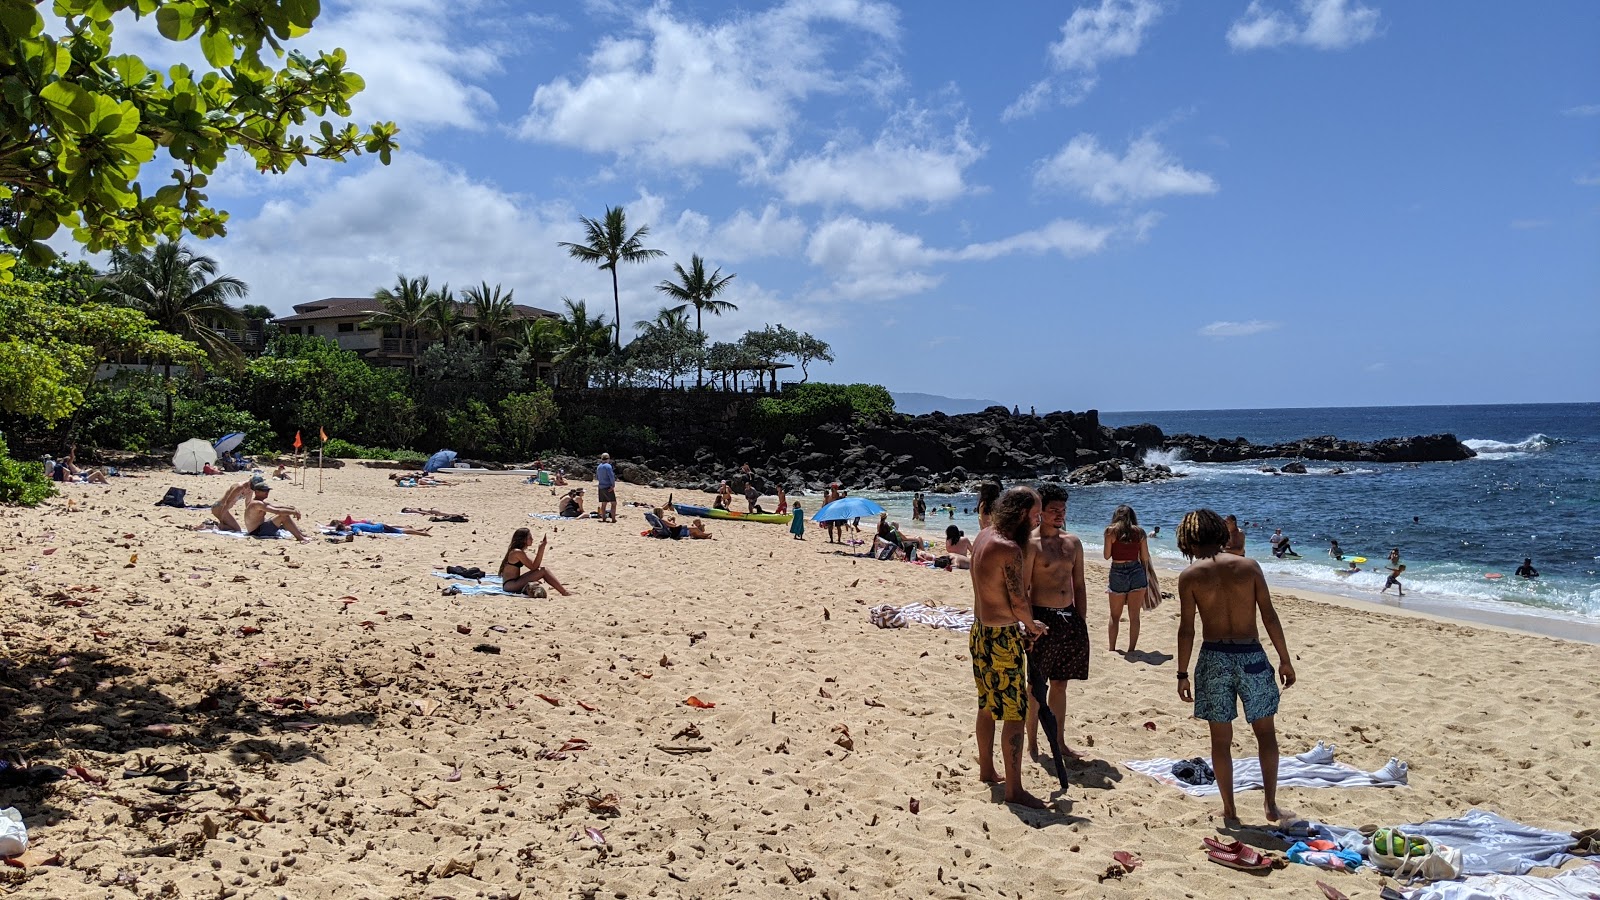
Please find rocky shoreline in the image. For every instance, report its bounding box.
[502,405,1477,496]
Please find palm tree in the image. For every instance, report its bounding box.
[633,304,692,335]
[102,239,249,431]
[422,283,468,347]
[464,281,518,357]
[366,274,434,367]
[103,239,249,365]
[558,205,665,350]
[551,297,611,388]
[655,254,736,387]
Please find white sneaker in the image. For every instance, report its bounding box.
[1295,741,1337,765]
[1371,758,1409,784]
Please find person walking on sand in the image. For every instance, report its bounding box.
[1024,484,1089,762]
[498,527,570,596]
[790,503,805,541]
[595,453,617,523]
[1103,505,1157,654]
[1223,515,1246,557]
[1175,508,1296,825]
[968,486,1049,809]
[822,483,840,543]
[240,476,310,542]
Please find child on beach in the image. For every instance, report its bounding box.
[1175,508,1296,824]
[790,503,805,540]
[1381,562,1406,596]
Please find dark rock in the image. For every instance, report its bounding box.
[1162,432,1474,464]
[1280,462,1308,474]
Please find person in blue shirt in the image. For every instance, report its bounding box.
[595,452,617,523]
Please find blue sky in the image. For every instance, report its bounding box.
[60,0,1600,411]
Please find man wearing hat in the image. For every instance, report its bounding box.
[240,474,309,541]
[595,452,617,523]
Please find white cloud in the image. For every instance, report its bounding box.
[805,215,1128,300]
[1562,104,1600,117]
[1199,320,1281,338]
[1035,134,1217,205]
[1576,173,1600,187]
[770,105,984,210]
[1228,0,1381,51]
[1003,0,1161,120]
[517,0,900,167]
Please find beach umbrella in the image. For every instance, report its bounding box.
[214,432,246,454]
[423,449,458,474]
[172,438,217,474]
[812,496,885,522]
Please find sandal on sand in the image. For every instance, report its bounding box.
[1207,846,1271,872]
[147,781,215,796]
[122,762,186,780]
[1203,837,1244,855]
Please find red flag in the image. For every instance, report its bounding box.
[293,431,302,450]
[320,427,328,443]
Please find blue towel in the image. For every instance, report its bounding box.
[431,571,524,597]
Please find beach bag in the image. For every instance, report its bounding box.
[1366,828,1463,881]
[155,487,188,508]
[1142,568,1162,610]
[445,565,487,580]
[933,555,952,570]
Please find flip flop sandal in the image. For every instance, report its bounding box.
[1203,837,1245,855]
[147,781,215,796]
[1207,847,1271,872]
[122,762,185,780]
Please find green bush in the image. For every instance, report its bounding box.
[77,382,164,452]
[321,438,426,463]
[748,382,895,438]
[170,399,272,451]
[499,386,559,459]
[0,435,56,506]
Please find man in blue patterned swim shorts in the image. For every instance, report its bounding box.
[1175,508,1297,825]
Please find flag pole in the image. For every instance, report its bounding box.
[317,427,326,494]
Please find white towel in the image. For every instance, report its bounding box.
[1406,864,1600,900]
[1124,745,1408,797]
[869,603,975,632]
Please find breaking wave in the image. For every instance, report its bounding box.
[1464,434,1557,459]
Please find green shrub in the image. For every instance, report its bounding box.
[0,435,56,507]
[170,400,272,451]
[321,438,426,463]
[77,382,164,452]
[748,382,895,438]
[499,386,559,459]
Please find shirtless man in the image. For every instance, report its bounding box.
[1223,514,1246,557]
[1023,484,1089,762]
[821,483,840,543]
[210,477,257,532]
[240,476,310,542]
[968,486,1049,808]
[1175,508,1296,824]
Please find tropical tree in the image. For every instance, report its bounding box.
[631,306,701,388]
[463,282,518,357]
[549,298,611,388]
[558,205,664,350]
[102,239,248,364]
[365,274,433,368]
[655,254,736,387]
[741,323,834,384]
[422,284,467,347]
[0,0,399,275]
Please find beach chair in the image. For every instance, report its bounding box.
[643,512,682,539]
[537,471,552,486]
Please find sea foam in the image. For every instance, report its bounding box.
[1463,434,1556,459]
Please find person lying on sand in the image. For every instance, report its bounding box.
[241,476,309,542]
[327,519,433,536]
[498,527,570,596]
[50,446,110,484]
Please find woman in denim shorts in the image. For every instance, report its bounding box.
[1103,505,1156,654]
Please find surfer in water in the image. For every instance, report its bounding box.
[1515,558,1539,579]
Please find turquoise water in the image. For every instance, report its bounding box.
[867,403,1600,623]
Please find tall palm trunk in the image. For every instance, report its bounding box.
[696,306,704,387]
[611,268,621,350]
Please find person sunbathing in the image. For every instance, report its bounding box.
[272,464,290,480]
[499,527,570,596]
[687,519,713,540]
[327,519,433,536]
[240,476,309,542]
[559,488,585,518]
[51,447,109,484]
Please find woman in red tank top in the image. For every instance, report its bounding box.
[1103,505,1158,654]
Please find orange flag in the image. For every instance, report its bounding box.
[293,431,302,450]
[320,427,328,443]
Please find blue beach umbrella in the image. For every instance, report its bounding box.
[423,449,458,474]
[214,432,246,454]
[812,496,885,522]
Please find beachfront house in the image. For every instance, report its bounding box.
[273,297,559,367]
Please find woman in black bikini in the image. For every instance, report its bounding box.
[499,528,570,596]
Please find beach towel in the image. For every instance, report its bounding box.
[1124,744,1408,797]
[1303,811,1578,877]
[197,526,292,540]
[1404,862,1600,900]
[868,603,975,632]
[431,572,524,597]
[528,513,566,521]
[320,525,406,538]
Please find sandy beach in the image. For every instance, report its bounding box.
[2,465,1596,898]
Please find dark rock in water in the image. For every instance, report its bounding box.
[1280,462,1308,474]
[1163,432,1474,464]
[1070,461,1125,485]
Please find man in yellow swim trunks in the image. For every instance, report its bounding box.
[969,485,1049,809]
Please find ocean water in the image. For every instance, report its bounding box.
[867,403,1600,625]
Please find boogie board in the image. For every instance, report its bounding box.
[1350,556,1367,564]
[1484,573,1503,580]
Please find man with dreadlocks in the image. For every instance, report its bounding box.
[968,485,1050,808]
[1176,507,1297,824]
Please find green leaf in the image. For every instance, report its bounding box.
[0,0,43,40]
[39,80,96,131]
[199,27,235,68]
[281,0,321,29]
[155,3,199,41]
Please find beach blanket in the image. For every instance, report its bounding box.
[528,513,567,521]
[196,526,292,540]
[1124,745,1408,797]
[431,572,524,597]
[1404,862,1600,900]
[869,603,974,632]
[1302,810,1578,877]
[319,525,406,538]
